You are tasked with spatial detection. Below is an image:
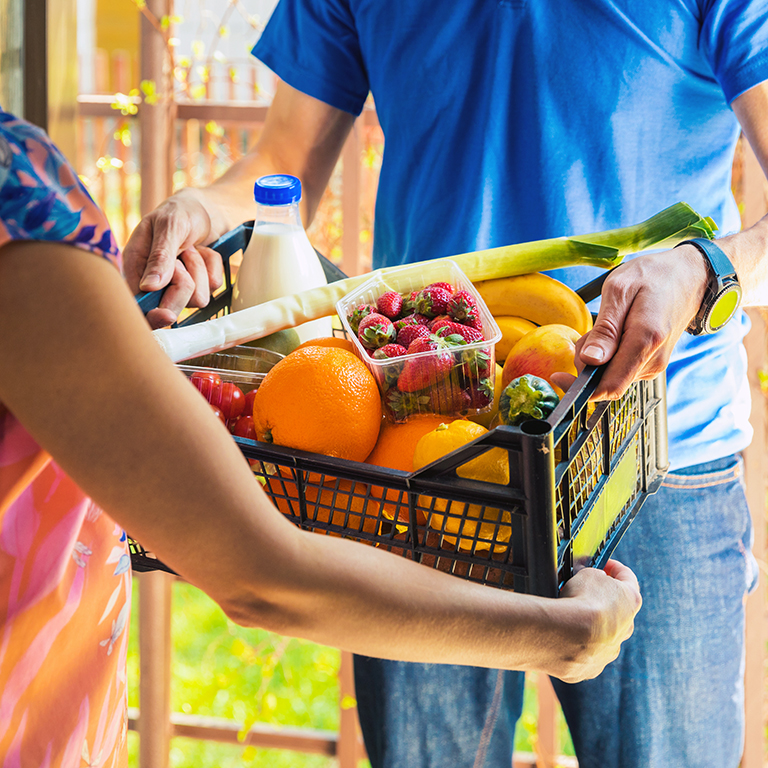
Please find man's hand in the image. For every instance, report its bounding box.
[549,559,642,683]
[552,245,708,400]
[124,189,227,329]
[123,82,353,329]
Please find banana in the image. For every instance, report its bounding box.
[475,273,593,336]
[494,316,538,361]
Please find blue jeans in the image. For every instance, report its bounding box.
[354,455,758,768]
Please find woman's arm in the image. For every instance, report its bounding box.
[0,241,640,682]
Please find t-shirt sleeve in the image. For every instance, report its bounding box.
[700,0,768,103]
[0,111,121,270]
[252,0,370,116]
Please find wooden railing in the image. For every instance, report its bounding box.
[77,21,768,768]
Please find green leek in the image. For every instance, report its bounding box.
[450,202,717,281]
[153,202,716,362]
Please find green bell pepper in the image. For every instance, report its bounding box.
[498,374,560,426]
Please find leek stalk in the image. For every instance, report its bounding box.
[153,202,716,362]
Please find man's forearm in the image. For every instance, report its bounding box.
[718,214,768,307]
[205,149,282,233]
[729,82,768,306]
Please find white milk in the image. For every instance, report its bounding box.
[231,176,333,343]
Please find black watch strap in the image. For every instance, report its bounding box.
[675,238,741,335]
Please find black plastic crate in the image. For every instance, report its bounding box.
[131,224,669,596]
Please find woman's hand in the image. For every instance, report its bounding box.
[548,560,642,682]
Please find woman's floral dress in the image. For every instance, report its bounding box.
[0,108,130,767]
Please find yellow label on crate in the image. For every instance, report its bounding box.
[572,442,638,566]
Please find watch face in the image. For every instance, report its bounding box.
[707,285,742,332]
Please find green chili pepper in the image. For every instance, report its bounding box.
[498,375,560,426]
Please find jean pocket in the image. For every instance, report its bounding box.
[662,455,743,490]
[662,454,757,594]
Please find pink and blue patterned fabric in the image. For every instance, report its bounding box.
[0,109,120,264]
[0,107,130,767]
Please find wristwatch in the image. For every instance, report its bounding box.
[675,238,742,335]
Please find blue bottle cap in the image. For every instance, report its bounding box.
[253,174,302,205]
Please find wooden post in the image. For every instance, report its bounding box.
[0,0,77,162]
[22,0,47,129]
[46,0,78,164]
[113,50,132,245]
[741,138,768,768]
[342,120,362,276]
[93,48,109,216]
[139,0,175,214]
[138,572,174,768]
[536,675,560,768]
[138,2,175,766]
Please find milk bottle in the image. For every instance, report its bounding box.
[231,174,333,343]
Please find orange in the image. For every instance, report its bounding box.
[365,414,452,526]
[264,467,378,538]
[501,323,580,398]
[252,346,382,462]
[294,336,357,354]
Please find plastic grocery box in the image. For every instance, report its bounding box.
[337,260,502,422]
[132,223,669,595]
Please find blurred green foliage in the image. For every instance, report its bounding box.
[127,580,574,767]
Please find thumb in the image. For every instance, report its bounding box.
[578,279,634,366]
[603,559,641,596]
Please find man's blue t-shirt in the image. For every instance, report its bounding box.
[253,0,768,470]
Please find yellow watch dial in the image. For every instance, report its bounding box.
[709,289,740,331]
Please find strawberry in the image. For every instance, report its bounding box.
[426,376,474,415]
[401,290,421,315]
[347,303,376,334]
[412,313,431,326]
[429,315,452,332]
[462,313,484,332]
[384,389,432,422]
[434,321,484,344]
[374,343,409,386]
[394,313,426,332]
[396,323,431,348]
[415,286,452,318]
[397,336,455,392]
[357,312,396,349]
[384,375,473,421]
[446,290,478,323]
[469,377,495,409]
[373,343,408,360]
[427,281,454,293]
[460,346,493,377]
[376,291,403,320]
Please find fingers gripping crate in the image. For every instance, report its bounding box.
[235,369,667,597]
[131,223,669,593]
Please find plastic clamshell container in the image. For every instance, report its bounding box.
[177,345,284,394]
[336,260,501,422]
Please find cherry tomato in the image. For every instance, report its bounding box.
[211,381,245,421]
[231,415,257,441]
[190,371,222,402]
[209,405,226,424]
[243,389,258,418]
